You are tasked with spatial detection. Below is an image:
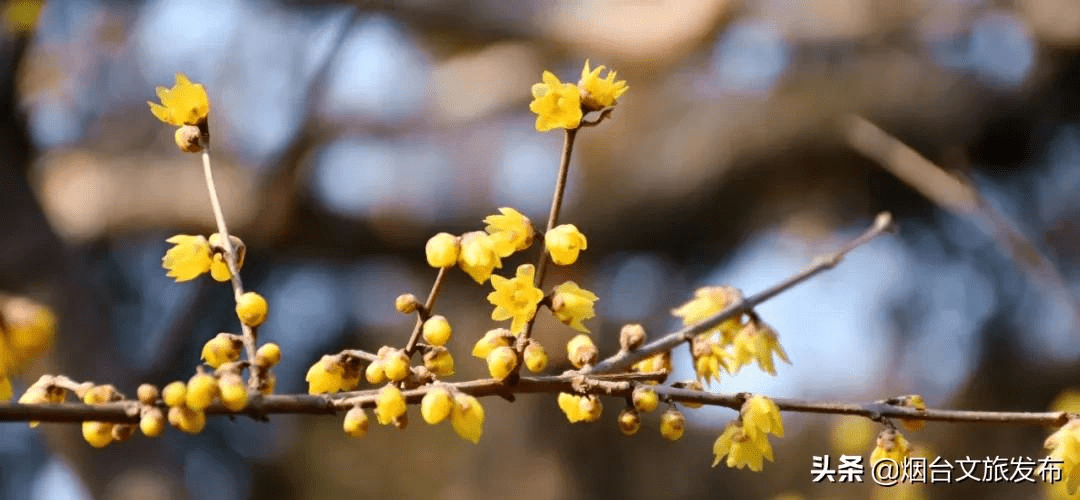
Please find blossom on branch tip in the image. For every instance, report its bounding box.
[529,71,582,132]
[148,72,209,127]
[458,231,502,284]
[578,59,628,112]
[451,393,485,443]
[484,207,535,257]
[544,224,587,265]
[162,235,212,282]
[487,264,544,334]
[551,281,598,333]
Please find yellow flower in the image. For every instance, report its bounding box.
[236,292,269,328]
[168,406,207,434]
[186,373,219,411]
[659,408,686,441]
[558,392,585,422]
[218,374,248,411]
[1046,420,1080,494]
[140,408,166,438]
[306,355,346,394]
[148,72,210,126]
[712,421,771,471]
[870,428,911,465]
[631,351,672,374]
[529,71,582,132]
[632,387,659,413]
[544,224,587,265]
[578,59,628,111]
[82,421,114,448]
[458,231,502,284]
[375,384,407,425]
[566,334,598,369]
[672,286,743,342]
[380,348,411,382]
[207,233,245,282]
[451,393,485,443]
[731,321,790,375]
[487,264,544,334]
[162,235,213,282]
[421,387,453,424]
[486,345,517,380]
[897,394,927,432]
[523,340,548,373]
[201,333,242,368]
[484,207,535,257]
[343,407,369,438]
[472,328,513,358]
[422,315,452,346]
[743,395,784,442]
[551,281,598,333]
[162,381,187,407]
[254,342,282,368]
[423,347,455,377]
[1,297,56,371]
[425,232,460,268]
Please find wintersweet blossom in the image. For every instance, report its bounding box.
[529,71,582,132]
[148,72,210,126]
[487,264,544,333]
[545,224,587,265]
[484,207,534,257]
[550,281,598,333]
[578,60,629,111]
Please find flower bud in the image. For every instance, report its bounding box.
[140,407,166,438]
[201,332,243,368]
[395,293,421,314]
[632,387,660,413]
[236,292,269,327]
[162,381,187,407]
[578,395,603,422]
[618,408,641,436]
[619,324,646,351]
[82,421,114,448]
[566,334,598,369]
[422,315,452,346]
[421,387,453,424]
[381,349,411,382]
[174,125,203,153]
[343,407,369,438]
[255,342,282,368]
[375,384,407,425]
[451,393,484,444]
[168,406,206,434]
[111,423,136,442]
[137,384,160,405]
[486,345,518,380]
[423,347,455,377]
[218,373,248,411]
[365,360,387,384]
[523,340,548,373]
[186,373,219,411]
[472,328,512,358]
[426,232,460,268]
[660,408,686,441]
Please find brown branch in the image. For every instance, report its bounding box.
[403,266,449,356]
[586,211,895,375]
[2,375,1069,428]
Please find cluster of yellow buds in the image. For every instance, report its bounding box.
[671,286,789,383]
[712,395,785,471]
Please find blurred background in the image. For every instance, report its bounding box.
[2,0,1080,498]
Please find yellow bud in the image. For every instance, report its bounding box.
[140,408,166,438]
[523,341,548,373]
[660,408,686,441]
[425,232,460,268]
[619,324,646,351]
[201,333,242,368]
[375,384,407,425]
[137,384,159,405]
[235,291,269,327]
[618,408,641,436]
[632,387,660,413]
[174,125,203,153]
[381,349,411,382]
[578,395,603,422]
[486,345,518,380]
[343,407,369,438]
[566,334,598,369]
[365,360,387,384]
[82,385,118,405]
[306,355,344,394]
[472,328,512,358]
[451,393,484,444]
[395,293,420,314]
[421,387,453,424]
[558,392,584,423]
[544,224,587,265]
[218,374,248,411]
[255,342,282,368]
[162,381,187,407]
[186,373,219,411]
[82,421,114,448]
[422,315,452,346]
[423,347,455,377]
[899,394,927,431]
[168,406,207,434]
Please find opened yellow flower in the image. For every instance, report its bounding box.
[1047,419,1080,493]
[148,72,210,126]
[579,60,628,111]
[162,235,213,282]
[484,207,534,257]
[551,281,598,333]
[487,264,544,333]
[712,421,771,471]
[529,71,582,132]
[672,286,744,343]
[731,321,790,375]
[458,231,502,284]
[545,224,587,265]
[743,395,784,439]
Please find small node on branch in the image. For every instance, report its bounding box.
[619,324,646,352]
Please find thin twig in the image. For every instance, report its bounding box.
[404,267,449,356]
[201,148,259,386]
[586,212,895,375]
[519,128,578,348]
